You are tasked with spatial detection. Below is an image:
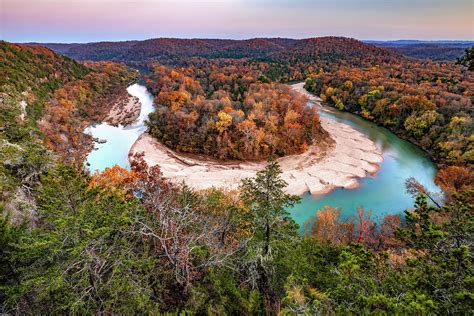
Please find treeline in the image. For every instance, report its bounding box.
[145,62,325,160]
[1,157,472,314]
[37,37,400,69]
[304,58,473,167]
[371,42,474,61]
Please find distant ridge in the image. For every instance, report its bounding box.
[24,36,402,67]
[364,40,474,45]
[364,40,473,60]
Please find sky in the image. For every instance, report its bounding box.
[1,0,473,43]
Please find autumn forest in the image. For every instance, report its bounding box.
[1,24,473,315]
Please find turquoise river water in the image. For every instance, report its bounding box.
[85,83,440,228]
[290,101,440,228]
[85,84,155,171]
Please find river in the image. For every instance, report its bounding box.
[291,87,440,227]
[85,83,440,228]
[85,84,155,172]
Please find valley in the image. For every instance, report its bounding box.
[1,31,472,314]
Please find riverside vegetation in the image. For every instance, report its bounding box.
[1,39,473,314]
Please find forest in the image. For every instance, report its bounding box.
[145,62,325,160]
[304,56,473,166]
[37,37,397,67]
[41,61,137,163]
[369,41,474,60]
[1,39,473,314]
[1,42,138,164]
[131,37,473,171]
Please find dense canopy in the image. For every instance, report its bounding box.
[145,62,325,160]
[1,39,473,314]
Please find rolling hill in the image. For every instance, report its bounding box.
[29,37,401,66]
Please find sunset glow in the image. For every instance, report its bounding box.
[1,0,473,43]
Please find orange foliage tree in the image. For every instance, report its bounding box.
[145,62,326,160]
[89,165,138,200]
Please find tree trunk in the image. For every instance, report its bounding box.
[264,222,270,256]
[265,295,281,316]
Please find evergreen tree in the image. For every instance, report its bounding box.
[457,46,474,70]
[239,160,300,314]
[396,190,474,314]
[397,195,445,249]
[4,165,160,314]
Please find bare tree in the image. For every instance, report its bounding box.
[130,154,240,289]
[405,177,442,207]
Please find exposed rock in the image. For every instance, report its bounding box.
[105,93,141,126]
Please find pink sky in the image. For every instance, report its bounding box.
[1,0,473,43]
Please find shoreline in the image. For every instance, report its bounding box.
[128,83,383,195]
[82,81,141,164]
[294,82,443,168]
[105,92,141,127]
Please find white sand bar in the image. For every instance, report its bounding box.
[129,83,383,195]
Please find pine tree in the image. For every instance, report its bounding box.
[239,160,300,314]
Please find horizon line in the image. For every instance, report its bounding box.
[7,36,474,45]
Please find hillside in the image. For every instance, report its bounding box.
[31,37,398,66]
[30,38,295,63]
[370,41,474,60]
[1,41,90,111]
[37,37,473,64]
[272,37,400,64]
[2,38,473,315]
[0,42,137,220]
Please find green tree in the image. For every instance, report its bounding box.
[0,212,27,309]
[396,190,474,314]
[239,160,300,314]
[404,110,439,139]
[397,195,445,249]
[457,46,474,70]
[5,165,160,314]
